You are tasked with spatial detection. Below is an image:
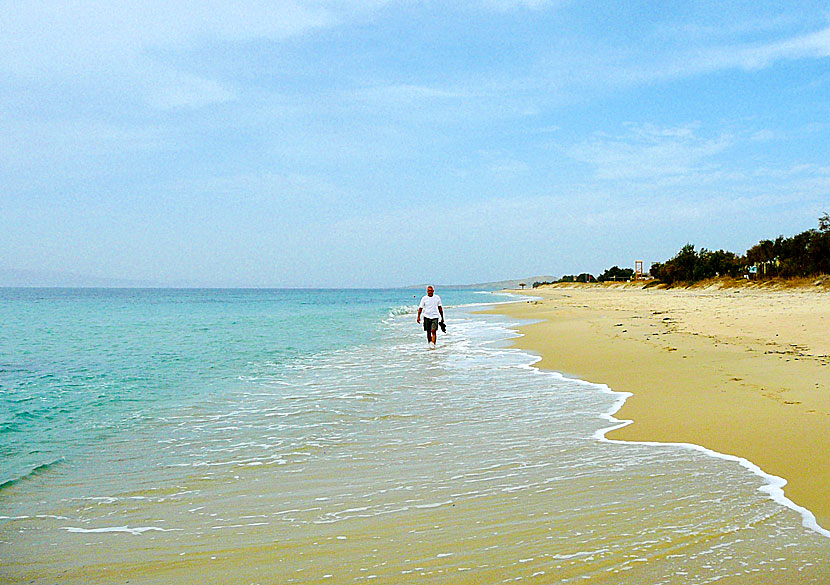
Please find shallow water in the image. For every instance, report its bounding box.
[1,289,828,583]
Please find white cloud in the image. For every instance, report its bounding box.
[0,1,350,112]
[0,1,342,77]
[751,163,830,179]
[351,84,468,104]
[0,1,408,111]
[749,129,776,142]
[146,72,237,109]
[535,23,830,97]
[481,0,560,11]
[566,124,732,181]
[166,171,340,204]
[0,0,413,110]
[0,117,171,182]
[488,158,530,176]
[623,25,830,85]
[724,25,830,70]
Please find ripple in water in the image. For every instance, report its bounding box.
[1,302,828,584]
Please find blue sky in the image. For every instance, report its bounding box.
[2,1,829,287]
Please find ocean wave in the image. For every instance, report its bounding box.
[388,305,417,317]
[62,525,181,535]
[5,292,827,580]
[0,458,65,491]
[592,378,830,539]
[0,420,20,433]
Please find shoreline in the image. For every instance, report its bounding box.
[486,282,830,535]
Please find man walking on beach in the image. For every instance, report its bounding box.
[417,285,444,349]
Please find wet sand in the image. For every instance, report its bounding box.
[490,281,830,532]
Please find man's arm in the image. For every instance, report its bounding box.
[417,307,422,323]
[438,305,444,321]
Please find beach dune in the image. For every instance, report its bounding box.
[491,281,830,532]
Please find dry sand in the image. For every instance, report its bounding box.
[489,281,830,531]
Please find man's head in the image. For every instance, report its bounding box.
[426,285,434,296]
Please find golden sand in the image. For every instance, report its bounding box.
[490,281,830,531]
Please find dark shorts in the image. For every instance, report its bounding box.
[423,317,439,332]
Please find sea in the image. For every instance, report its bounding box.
[1,287,829,584]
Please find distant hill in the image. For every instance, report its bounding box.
[0,268,165,288]
[406,276,560,290]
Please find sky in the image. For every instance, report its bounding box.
[2,1,829,287]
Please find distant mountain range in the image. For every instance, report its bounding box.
[406,276,560,290]
[2,268,558,290]
[0,268,166,288]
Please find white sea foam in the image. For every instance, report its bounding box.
[9,291,826,583]
[63,525,180,535]
[388,305,417,317]
[591,378,830,539]
[491,308,830,540]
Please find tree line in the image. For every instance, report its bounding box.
[651,214,829,284]
[532,214,829,288]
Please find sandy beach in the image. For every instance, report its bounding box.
[490,281,830,532]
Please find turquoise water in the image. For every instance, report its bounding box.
[0,287,494,489]
[2,288,829,584]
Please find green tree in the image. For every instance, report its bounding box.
[598,266,635,282]
[652,244,698,284]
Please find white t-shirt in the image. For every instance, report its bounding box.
[418,294,443,319]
